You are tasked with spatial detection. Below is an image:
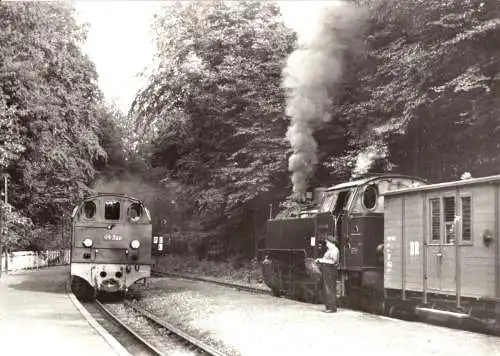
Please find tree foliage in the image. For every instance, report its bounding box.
[0,2,125,249]
[132,1,295,257]
[339,0,500,182]
[3,0,500,257]
[0,202,33,251]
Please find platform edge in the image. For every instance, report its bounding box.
[65,278,132,356]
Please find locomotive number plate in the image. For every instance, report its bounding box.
[104,234,122,241]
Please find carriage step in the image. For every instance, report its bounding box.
[415,306,470,319]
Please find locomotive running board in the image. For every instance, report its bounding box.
[415,306,469,319]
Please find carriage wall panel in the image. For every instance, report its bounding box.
[459,186,496,298]
[384,197,403,289]
[403,194,424,291]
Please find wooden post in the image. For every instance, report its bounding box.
[61,215,64,250]
[494,184,500,323]
[422,192,428,304]
[2,175,7,275]
[254,210,258,260]
[455,189,461,308]
[401,196,407,300]
[0,207,2,278]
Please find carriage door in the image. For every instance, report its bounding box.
[426,196,457,293]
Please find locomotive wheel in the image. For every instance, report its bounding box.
[71,276,95,302]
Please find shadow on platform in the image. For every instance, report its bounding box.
[7,278,67,294]
[3,266,69,294]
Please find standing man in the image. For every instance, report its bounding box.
[316,234,340,313]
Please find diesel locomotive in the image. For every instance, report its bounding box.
[260,173,500,333]
[70,193,153,301]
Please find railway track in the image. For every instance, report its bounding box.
[83,301,159,356]
[151,270,271,296]
[86,299,228,356]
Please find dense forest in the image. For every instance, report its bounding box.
[1,0,499,262]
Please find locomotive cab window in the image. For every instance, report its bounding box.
[320,192,338,213]
[128,203,142,222]
[83,201,96,219]
[105,201,120,220]
[334,190,352,214]
[362,185,378,211]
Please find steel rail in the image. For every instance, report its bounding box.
[151,270,271,296]
[95,300,166,356]
[123,300,229,356]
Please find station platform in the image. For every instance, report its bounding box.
[0,266,127,356]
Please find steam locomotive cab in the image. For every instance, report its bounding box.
[329,176,427,310]
[260,174,426,306]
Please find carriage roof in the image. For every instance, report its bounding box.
[325,174,427,192]
[384,174,500,197]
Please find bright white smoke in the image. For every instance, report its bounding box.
[280,1,365,199]
[351,144,388,178]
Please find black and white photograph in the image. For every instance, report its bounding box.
[1,0,500,355]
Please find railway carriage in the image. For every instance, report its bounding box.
[261,173,500,333]
[384,174,500,331]
[70,193,153,300]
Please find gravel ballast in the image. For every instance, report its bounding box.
[132,276,500,356]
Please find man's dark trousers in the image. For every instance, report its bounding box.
[320,263,338,312]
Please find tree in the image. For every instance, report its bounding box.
[0,2,116,237]
[132,1,295,257]
[0,201,33,252]
[319,0,500,182]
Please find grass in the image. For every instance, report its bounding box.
[153,254,265,286]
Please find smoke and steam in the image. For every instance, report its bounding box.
[351,144,388,178]
[90,174,164,206]
[91,176,150,197]
[280,1,366,199]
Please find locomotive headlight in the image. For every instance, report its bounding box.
[82,238,93,248]
[130,240,140,249]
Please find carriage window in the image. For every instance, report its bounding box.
[461,197,471,241]
[444,197,456,244]
[430,198,440,241]
[83,201,96,219]
[105,201,120,220]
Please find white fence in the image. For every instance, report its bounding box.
[0,249,71,272]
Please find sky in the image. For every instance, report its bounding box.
[72,1,313,115]
[73,1,164,114]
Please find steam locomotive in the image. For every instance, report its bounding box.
[70,193,153,301]
[260,173,500,333]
